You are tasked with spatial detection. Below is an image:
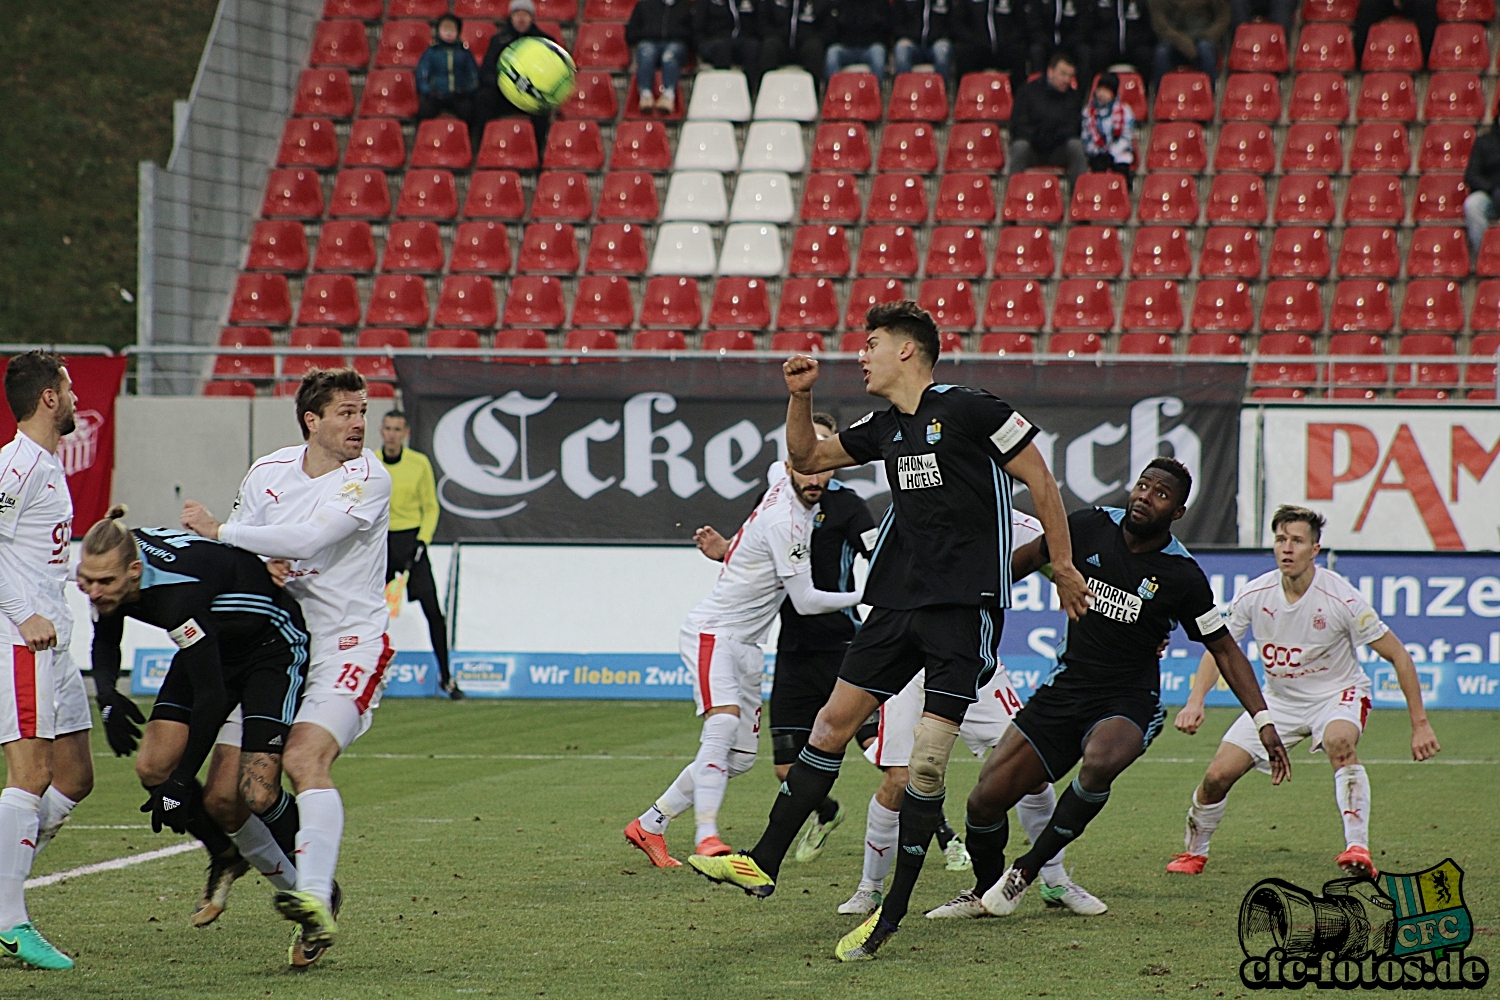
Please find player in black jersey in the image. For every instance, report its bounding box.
[687,302,1091,962]
[960,458,1292,920]
[77,509,309,926]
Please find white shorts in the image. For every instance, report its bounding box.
[218,634,392,752]
[864,666,1026,768]
[0,644,57,743]
[52,648,92,737]
[1221,682,1373,775]
[681,627,762,754]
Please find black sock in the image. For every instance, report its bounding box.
[180,792,235,859]
[816,796,841,825]
[257,788,300,858]
[878,787,946,927]
[749,745,843,879]
[966,811,1009,896]
[1013,779,1110,881]
[934,817,957,850]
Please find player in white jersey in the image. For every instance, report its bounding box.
[181,368,391,965]
[846,512,1104,920]
[625,457,867,867]
[0,353,96,969]
[1167,505,1441,879]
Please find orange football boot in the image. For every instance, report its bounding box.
[1166,853,1207,874]
[695,835,733,857]
[1336,845,1378,879]
[624,818,682,868]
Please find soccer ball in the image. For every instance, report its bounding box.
[497,36,577,114]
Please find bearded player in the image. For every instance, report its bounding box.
[1166,505,1440,879]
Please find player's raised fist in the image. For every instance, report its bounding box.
[783,355,819,394]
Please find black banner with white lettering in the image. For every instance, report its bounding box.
[393,358,1248,544]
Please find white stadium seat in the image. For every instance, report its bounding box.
[661,170,729,222]
[718,223,783,275]
[649,222,718,275]
[740,120,806,172]
[674,121,741,172]
[753,68,819,121]
[729,171,795,223]
[686,69,753,122]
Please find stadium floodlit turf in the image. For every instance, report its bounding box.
[19,701,1498,998]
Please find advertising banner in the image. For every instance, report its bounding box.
[1255,407,1500,551]
[395,357,1247,544]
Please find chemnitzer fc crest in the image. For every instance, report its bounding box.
[1237,859,1488,989]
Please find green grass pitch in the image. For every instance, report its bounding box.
[13,702,1498,999]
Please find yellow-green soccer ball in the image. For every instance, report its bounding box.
[497,36,577,113]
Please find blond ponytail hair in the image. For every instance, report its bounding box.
[82,505,139,568]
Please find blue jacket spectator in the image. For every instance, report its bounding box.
[416,15,482,149]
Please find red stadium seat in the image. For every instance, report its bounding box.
[247,221,309,272]
[560,71,619,120]
[1355,72,1416,121]
[846,278,907,329]
[565,330,619,353]
[954,72,1013,121]
[1429,23,1489,70]
[1474,286,1500,333]
[277,118,339,169]
[315,220,379,272]
[1337,227,1400,277]
[584,223,648,274]
[365,274,429,326]
[1343,174,1406,224]
[982,280,1046,331]
[1221,73,1280,120]
[1400,282,1465,333]
[822,72,883,121]
[477,118,540,170]
[1190,280,1254,332]
[396,170,457,219]
[1288,72,1350,121]
[261,169,324,219]
[1261,282,1327,333]
[329,169,391,218]
[1418,124,1476,173]
[771,331,827,353]
[1413,173,1467,221]
[1478,231,1500,277]
[1061,226,1123,277]
[359,70,418,118]
[354,327,406,384]
[1229,23,1288,71]
[412,119,473,168]
[1423,73,1485,121]
[1268,226,1331,278]
[1361,17,1422,70]
[1254,332,1318,385]
[426,329,482,352]
[1199,227,1262,278]
[1330,281,1394,332]
[1001,172,1064,224]
[701,330,758,353]
[1465,332,1500,387]
[1407,227,1468,278]
[777,278,840,329]
[1049,331,1105,354]
[1274,174,1335,224]
[389,0,445,15]
[1297,22,1355,70]
[935,174,996,223]
[811,123,872,172]
[610,121,671,171]
[1349,122,1410,172]
[535,19,566,42]
[517,222,580,273]
[493,329,551,353]
[993,226,1054,277]
[918,280,977,330]
[596,171,660,221]
[926,227,988,277]
[463,170,526,219]
[1129,227,1191,278]
[876,123,939,173]
[285,327,348,376]
[633,329,687,351]
[1303,0,1357,18]
[1146,123,1206,172]
[530,171,592,221]
[1052,280,1114,332]
[1121,281,1184,334]
[709,278,772,329]
[462,20,497,62]
[502,276,567,327]
[450,221,513,273]
[311,19,370,68]
[1205,173,1267,224]
[374,20,430,67]
[297,274,362,326]
[640,277,702,328]
[801,173,863,223]
[1153,72,1214,120]
[1281,124,1343,173]
[229,274,292,325]
[1328,333,1387,386]
[1437,0,1492,18]
[1213,123,1275,173]
[1138,173,1201,224]
[345,118,407,168]
[867,174,929,223]
[434,276,498,327]
[945,123,1006,172]
[544,120,605,170]
[888,73,948,121]
[855,226,919,276]
[789,226,851,275]
[572,23,629,68]
[378,221,443,272]
[583,0,639,19]
[979,333,1034,355]
[1069,173,1131,223]
[1091,71,1148,119]
[571,275,634,327]
[1188,333,1243,355]
[295,69,354,118]
[214,327,275,381]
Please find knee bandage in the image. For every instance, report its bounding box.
[727,748,757,778]
[908,716,961,797]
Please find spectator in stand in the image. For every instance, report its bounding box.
[416,14,482,149]
[1081,72,1135,187]
[1463,124,1500,265]
[626,0,694,114]
[762,0,832,85]
[1150,0,1228,89]
[1352,0,1436,68]
[1009,50,1087,184]
[1028,0,1094,93]
[955,0,1029,93]
[696,0,766,96]
[892,0,955,86]
[1091,0,1157,77]
[824,0,893,84]
[477,0,555,154]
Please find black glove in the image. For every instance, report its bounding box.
[98,691,145,757]
[141,776,200,835]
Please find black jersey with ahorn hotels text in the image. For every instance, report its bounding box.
[1043,507,1228,693]
[777,479,876,651]
[838,383,1040,610]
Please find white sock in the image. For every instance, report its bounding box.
[642,766,695,836]
[33,787,78,855]
[228,815,297,890]
[1334,764,1371,848]
[691,713,738,844]
[0,788,41,931]
[1186,788,1228,855]
[860,795,900,891]
[294,788,343,907]
[1016,786,1067,885]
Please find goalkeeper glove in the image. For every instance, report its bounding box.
[98,691,145,757]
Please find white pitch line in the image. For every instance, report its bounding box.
[25,841,201,889]
[331,752,1500,765]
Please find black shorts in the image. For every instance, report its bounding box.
[769,648,845,764]
[1010,668,1166,782]
[150,632,307,756]
[838,605,1004,724]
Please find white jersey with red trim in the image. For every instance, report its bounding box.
[0,432,74,648]
[1226,567,1386,706]
[684,477,817,644]
[228,445,391,662]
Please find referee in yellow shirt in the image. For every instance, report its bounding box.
[381,410,463,699]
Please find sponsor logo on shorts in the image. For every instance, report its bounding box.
[338,635,359,650]
[896,453,942,490]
